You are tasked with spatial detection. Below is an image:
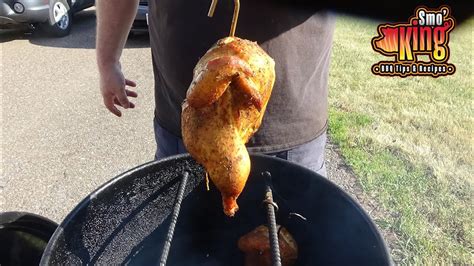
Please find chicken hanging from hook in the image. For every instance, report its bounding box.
[181,0,275,216]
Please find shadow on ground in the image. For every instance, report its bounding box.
[0,9,149,49]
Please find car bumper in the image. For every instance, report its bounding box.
[131,5,148,32]
[0,0,50,25]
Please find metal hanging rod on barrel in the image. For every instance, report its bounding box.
[158,171,190,266]
[262,171,283,266]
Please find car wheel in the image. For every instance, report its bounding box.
[41,0,73,37]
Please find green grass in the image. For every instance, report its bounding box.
[328,15,473,264]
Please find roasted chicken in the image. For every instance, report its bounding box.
[238,225,298,266]
[181,37,275,216]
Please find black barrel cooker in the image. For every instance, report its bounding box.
[40,154,391,265]
[0,212,58,265]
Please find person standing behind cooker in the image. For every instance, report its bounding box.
[96,0,335,177]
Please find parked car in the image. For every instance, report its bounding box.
[131,0,148,34]
[0,0,95,37]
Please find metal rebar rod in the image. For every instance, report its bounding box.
[262,171,282,266]
[159,171,189,266]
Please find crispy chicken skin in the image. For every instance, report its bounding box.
[238,225,298,266]
[181,37,275,216]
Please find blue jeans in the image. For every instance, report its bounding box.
[154,120,327,177]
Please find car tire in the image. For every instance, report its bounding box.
[41,0,73,37]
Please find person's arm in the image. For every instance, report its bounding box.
[96,0,139,117]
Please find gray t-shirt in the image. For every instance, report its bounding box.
[149,0,335,153]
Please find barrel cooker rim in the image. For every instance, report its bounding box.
[250,154,392,265]
[1,211,58,265]
[40,154,187,264]
[40,153,392,265]
[0,211,58,239]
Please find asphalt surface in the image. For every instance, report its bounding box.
[2,9,155,222]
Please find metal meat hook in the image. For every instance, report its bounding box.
[207,0,240,37]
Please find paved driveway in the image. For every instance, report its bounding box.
[1,8,156,222]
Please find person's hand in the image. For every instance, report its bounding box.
[99,63,137,117]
